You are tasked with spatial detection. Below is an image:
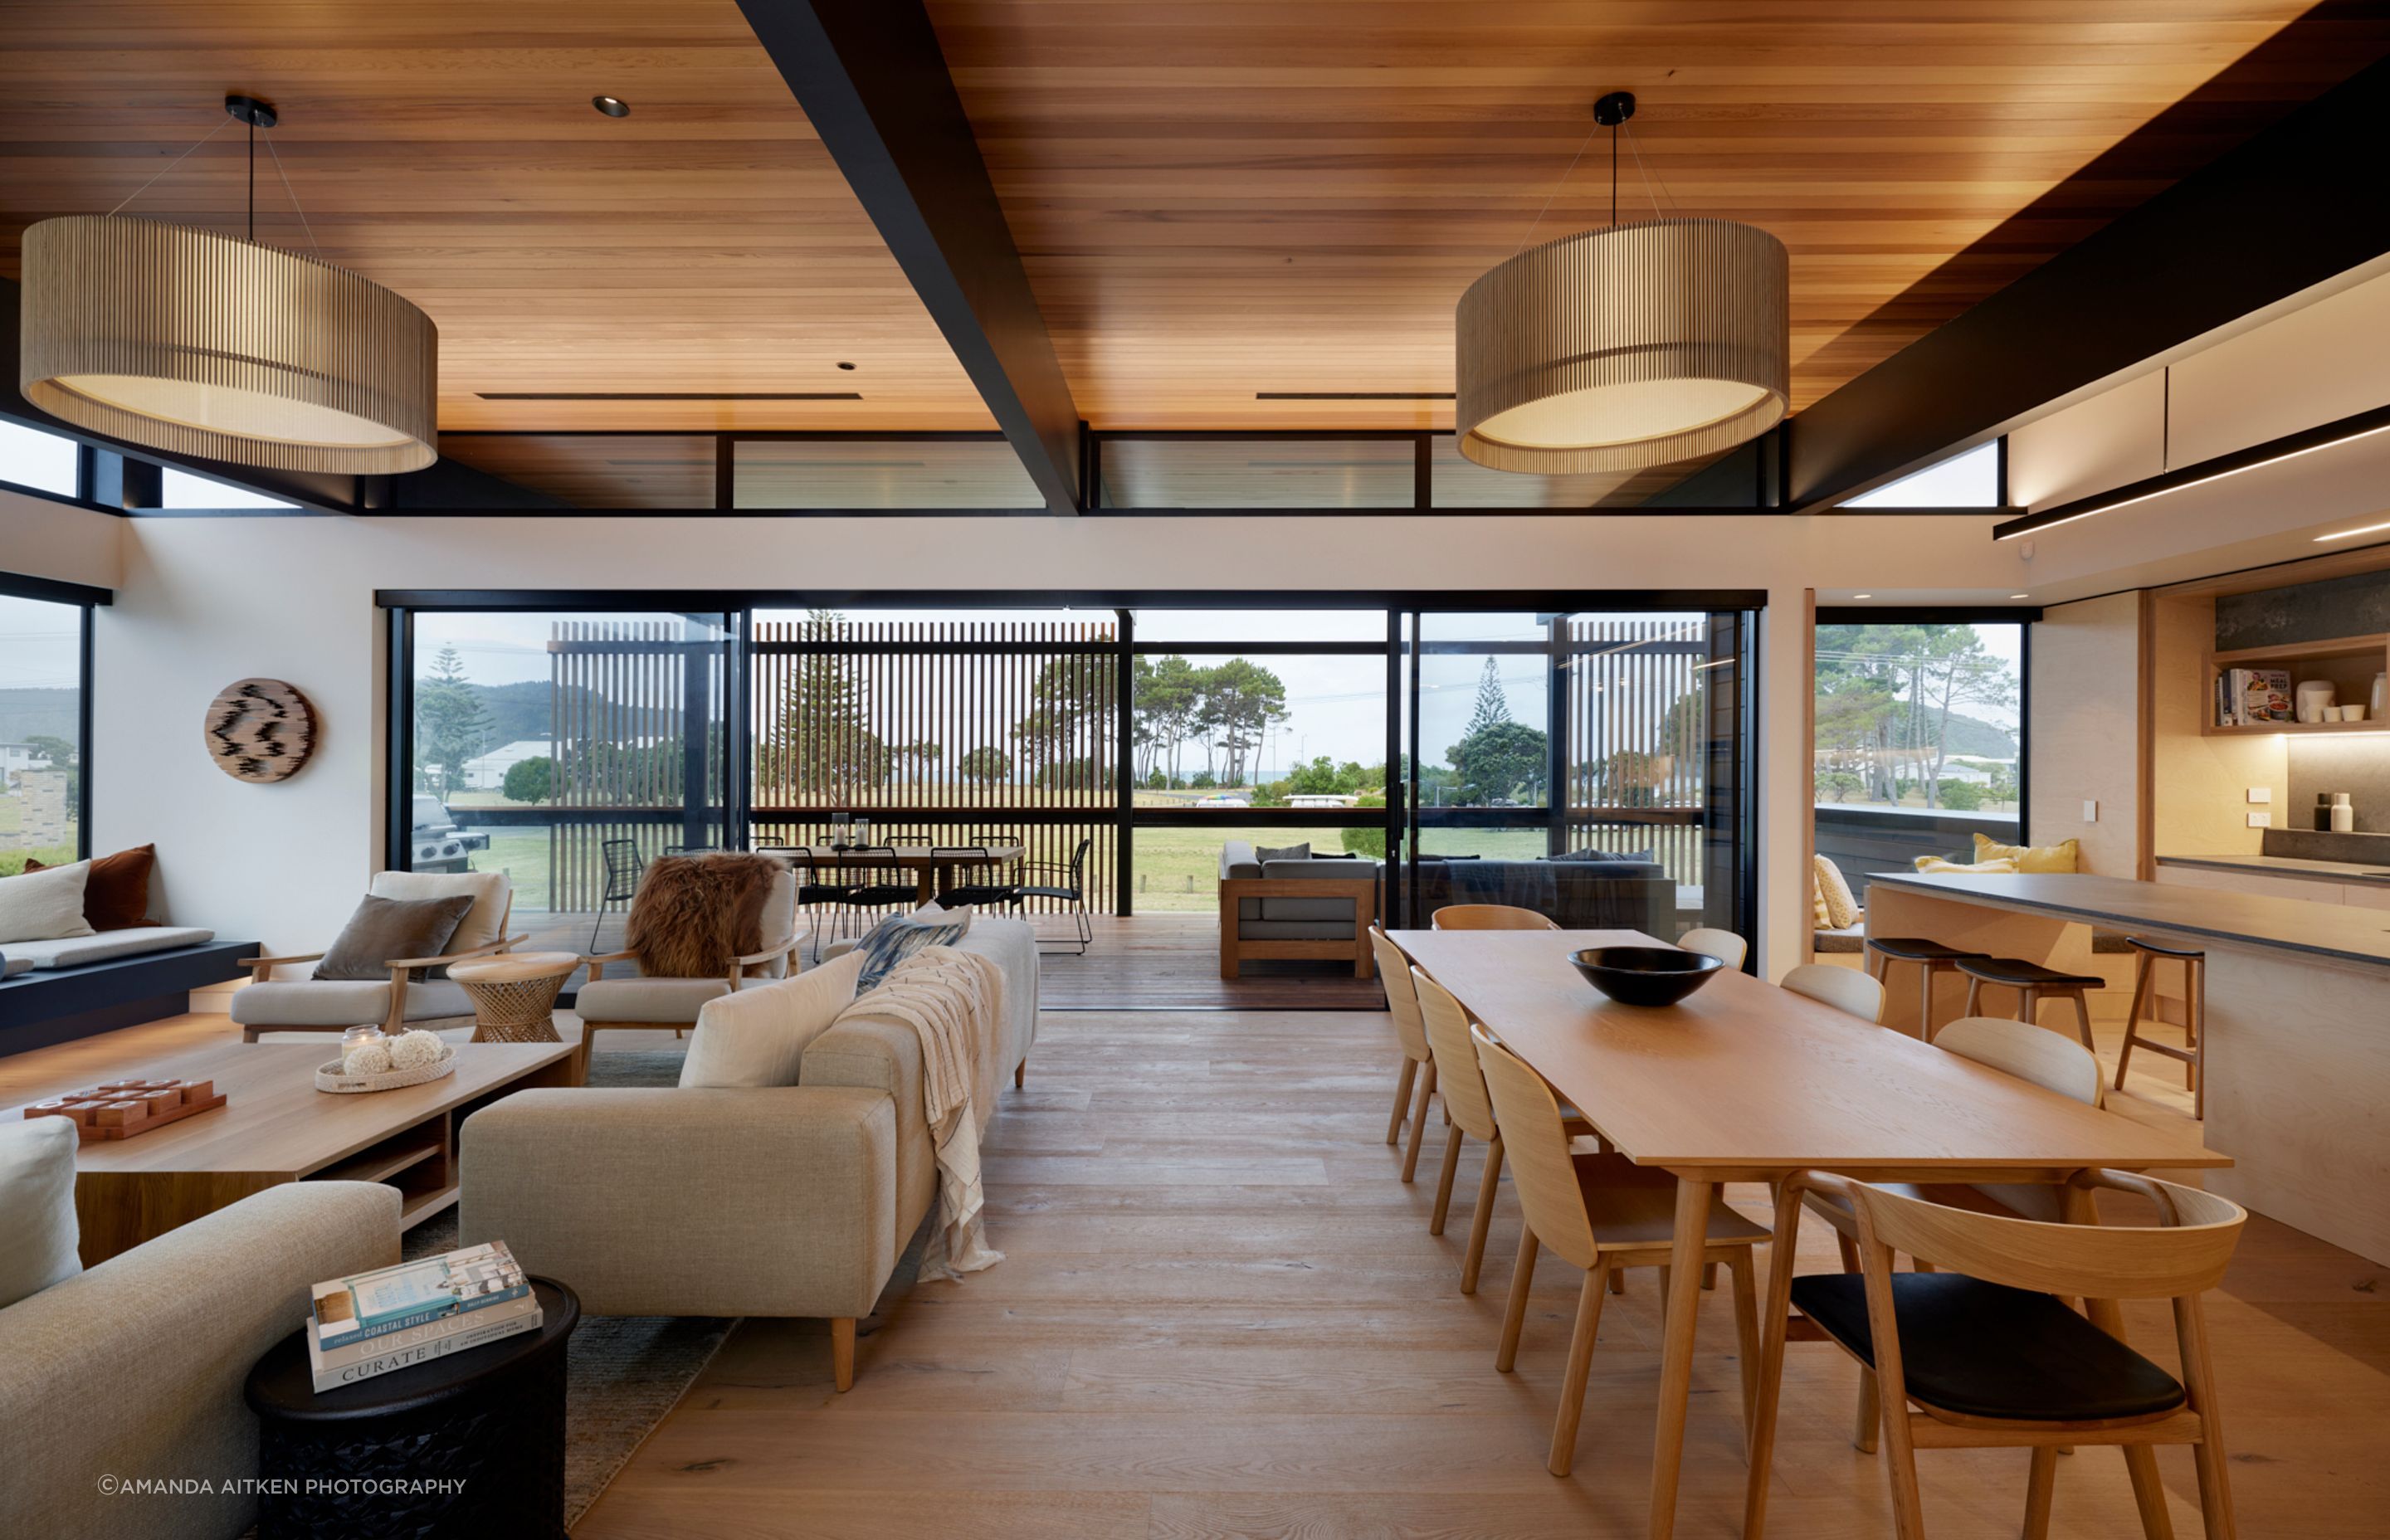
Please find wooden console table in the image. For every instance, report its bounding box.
[1,1038,578,1265]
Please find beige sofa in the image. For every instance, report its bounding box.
[1,1182,399,1540]
[456,919,1036,1389]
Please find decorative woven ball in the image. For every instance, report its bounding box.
[388,1030,445,1070]
[342,1043,393,1076]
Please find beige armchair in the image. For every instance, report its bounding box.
[231,870,523,1041]
[573,866,801,1077]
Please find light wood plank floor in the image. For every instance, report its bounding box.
[564,1007,2386,1540]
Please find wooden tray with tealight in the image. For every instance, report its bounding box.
[22,1079,227,1141]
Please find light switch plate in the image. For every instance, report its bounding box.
[2247,811,2272,828]
[2082,799,2099,822]
[2248,787,2271,804]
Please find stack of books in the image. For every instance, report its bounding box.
[2217,668,2294,727]
[305,1240,539,1392]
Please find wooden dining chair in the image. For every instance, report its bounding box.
[1679,926,1749,970]
[1471,1024,1768,1477]
[1746,1170,2247,1540]
[1799,1013,2110,1451]
[1368,926,1436,1182]
[1780,962,1885,1022]
[1431,904,1559,931]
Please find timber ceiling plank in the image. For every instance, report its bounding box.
[0,0,997,436]
[927,0,2390,469]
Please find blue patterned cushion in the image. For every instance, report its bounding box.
[852,913,968,991]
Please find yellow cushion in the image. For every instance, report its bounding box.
[1812,855,1861,929]
[1973,833,2080,874]
[1914,856,2019,875]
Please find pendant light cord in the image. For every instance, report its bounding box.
[105,113,235,217]
[1514,116,1601,255]
[1623,121,1680,218]
[261,128,321,258]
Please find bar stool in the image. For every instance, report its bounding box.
[1954,956,2101,1053]
[1863,938,1989,1041]
[2113,936,2207,1118]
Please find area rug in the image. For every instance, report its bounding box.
[401,1045,727,1532]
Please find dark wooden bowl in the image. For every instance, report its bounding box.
[1568,946,1724,1007]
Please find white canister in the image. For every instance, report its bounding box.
[2332,793,2355,834]
[2295,680,2337,724]
[2373,672,2387,716]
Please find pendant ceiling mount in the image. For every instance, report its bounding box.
[1456,90,1788,476]
[17,95,438,475]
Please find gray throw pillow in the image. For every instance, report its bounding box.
[1549,847,1656,864]
[1255,843,1312,865]
[315,894,478,981]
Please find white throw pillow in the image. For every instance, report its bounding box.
[0,860,95,946]
[0,1117,82,1309]
[910,900,973,940]
[679,950,868,1089]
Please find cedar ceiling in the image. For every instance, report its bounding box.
[2,1,2388,504]
[0,0,995,434]
[926,0,2390,432]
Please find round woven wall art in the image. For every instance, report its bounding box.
[203,678,317,782]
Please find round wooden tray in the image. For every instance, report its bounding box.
[315,1044,459,1094]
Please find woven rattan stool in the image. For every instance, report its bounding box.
[448,950,578,1045]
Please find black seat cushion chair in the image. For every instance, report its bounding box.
[1788,1271,2185,1423]
[1954,956,2105,990]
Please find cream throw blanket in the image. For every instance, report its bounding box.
[833,945,1006,1276]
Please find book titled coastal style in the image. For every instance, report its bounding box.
[305,1294,542,1392]
[311,1240,531,1354]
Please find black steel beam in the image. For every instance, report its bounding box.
[1787,51,2390,513]
[735,0,1082,515]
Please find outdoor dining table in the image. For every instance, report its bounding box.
[1388,927,2229,1540]
[758,843,1026,907]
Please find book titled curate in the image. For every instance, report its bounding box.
[305,1297,544,1393]
[310,1240,531,1353]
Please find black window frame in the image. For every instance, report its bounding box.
[1,569,108,864]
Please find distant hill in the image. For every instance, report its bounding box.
[418,680,689,752]
[0,688,78,743]
[1934,709,2017,760]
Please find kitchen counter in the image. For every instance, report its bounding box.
[1862,869,2390,1265]
[2157,853,2390,887]
[1866,870,2390,969]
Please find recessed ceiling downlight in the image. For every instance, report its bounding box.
[593,95,630,118]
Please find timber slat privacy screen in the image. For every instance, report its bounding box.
[749,612,1119,914]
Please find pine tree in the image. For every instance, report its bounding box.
[415,646,493,797]
[1466,657,1512,736]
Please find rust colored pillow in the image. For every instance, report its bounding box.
[24,845,159,929]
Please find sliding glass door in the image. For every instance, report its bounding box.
[1393,607,1753,947]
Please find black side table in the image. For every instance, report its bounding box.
[245,1276,579,1539]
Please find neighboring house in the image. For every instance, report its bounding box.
[0,743,38,777]
[461,738,555,790]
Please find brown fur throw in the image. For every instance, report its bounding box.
[625,852,783,978]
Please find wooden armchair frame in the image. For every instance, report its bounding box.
[240,893,522,1040]
[573,926,807,1079]
[1217,876,1378,979]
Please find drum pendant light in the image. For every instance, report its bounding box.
[1456,92,1788,475]
[18,95,438,475]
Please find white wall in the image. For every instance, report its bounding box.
[91,511,2012,975]
[1,488,120,588]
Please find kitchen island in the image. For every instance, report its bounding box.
[1866,869,2390,1263]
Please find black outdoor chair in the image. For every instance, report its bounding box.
[591,837,644,952]
[933,841,1022,911]
[826,847,913,948]
[1018,836,1094,954]
[775,847,858,962]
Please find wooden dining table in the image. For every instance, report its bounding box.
[758,843,1025,906]
[1389,928,2229,1540]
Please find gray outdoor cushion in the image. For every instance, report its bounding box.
[0,926,218,971]
[229,978,474,1027]
[1255,843,1312,865]
[1245,857,1377,928]
[1549,846,1657,864]
[1218,841,1263,881]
